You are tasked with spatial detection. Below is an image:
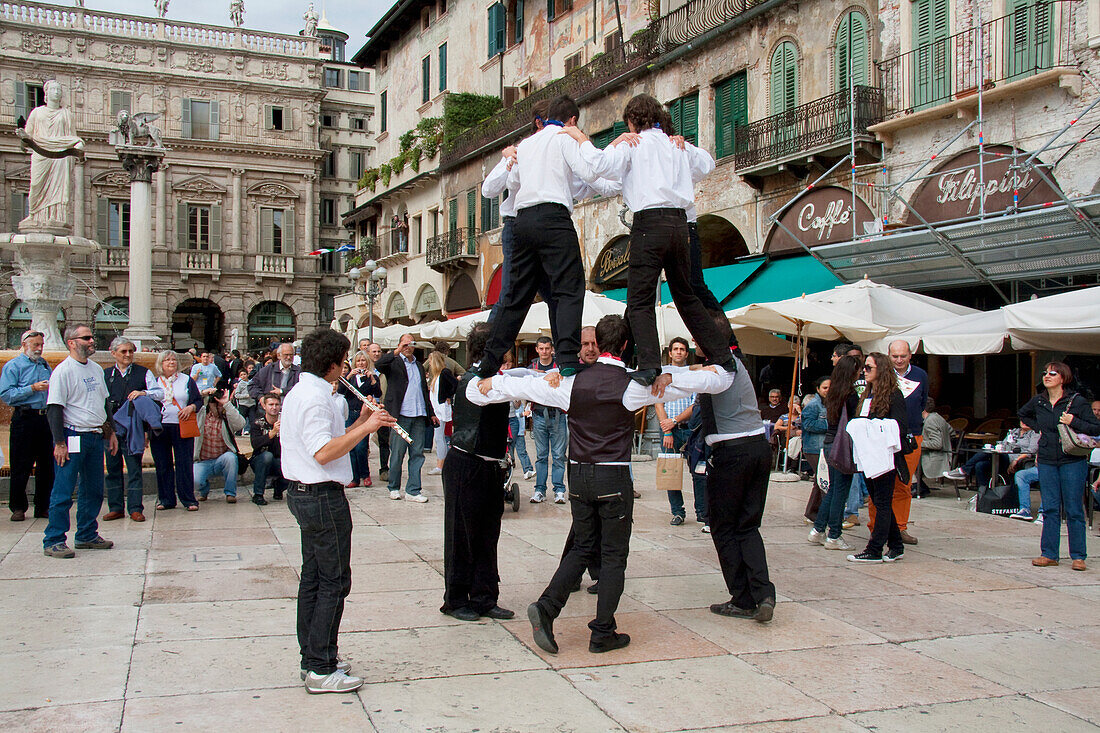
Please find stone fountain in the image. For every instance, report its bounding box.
[0,80,98,350]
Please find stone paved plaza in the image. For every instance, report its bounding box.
[0,450,1098,732]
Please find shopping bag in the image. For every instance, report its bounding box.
[656,453,685,492]
[816,451,830,494]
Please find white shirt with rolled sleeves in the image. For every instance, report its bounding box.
[505,125,619,213]
[592,128,714,213]
[280,371,353,485]
[484,150,621,219]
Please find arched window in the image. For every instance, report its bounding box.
[834,11,870,92]
[247,301,296,351]
[770,41,799,115]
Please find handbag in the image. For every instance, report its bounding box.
[655,453,685,492]
[1057,396,1095,457]
[221,412,250,477]
[825,404,857,474]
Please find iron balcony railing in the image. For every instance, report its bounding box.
[877,0,1081,118]
[426,228,477,267]
[733,86,884,169]
[440,0,779,168]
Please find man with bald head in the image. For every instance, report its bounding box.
[869,340,928,545]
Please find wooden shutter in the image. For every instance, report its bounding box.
[481,194,490,232]
[835,12,869,91]
[422,56,431,103]
[181,98,192,138]
[177,202,189,249]
[670,93,698,145]
[210,204,222,251]
[210,100,221,139]
[448,198,458,230]
[15,81,26,121]
[514,0,524,44]
[466,189,476,232]
[264,105,273,129]
[380,91,387,133]
[97,198,109,246]
[547,0,555,21]
[912,0,951,108]
[283,208,295,254]
[9,192,23,230]
[1007,0,1053,79]
[260,207,273,253]
[715,72,746,159]
[488,3,506,57]
[439,43,447,92]
[770,42,798,115]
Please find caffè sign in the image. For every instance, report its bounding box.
[765,186,875,255]
[593,236,630,287]
[909,145,1061,223]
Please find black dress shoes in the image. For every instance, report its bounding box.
[753,596,775,623]
[586,581,599,595]
[483,606,515,620]
[709,599,756,618]
[447,607,481,622]
[589,632,630,653]
[527,602,558,654]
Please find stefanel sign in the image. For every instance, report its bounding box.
[765,186,876,255]
[908,145,1062,223]
[592,236,630,287]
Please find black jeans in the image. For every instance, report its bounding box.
[688,222,724,318]
[8,409,53,516]
[865,471,903,556]
[441,450,504,614]
[288,482,353,675]
[105,448,145,514]
[481,203,584,375]
[707,438,776,608]
[627,209,733,371]
[377,427,391,473]
[538,464,633,640]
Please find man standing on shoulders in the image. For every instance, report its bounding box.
[103,337,162,522]
[376,334,437,502]
[875,340,927,545]
[528,337,568,504]
[0,330,53,521]
[43,324,117,558]
[250,392,286,505]
[190,350,222,396]
[282,328,395,693]
[249,342,301,401]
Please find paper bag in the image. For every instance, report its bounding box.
[656,453,685,492]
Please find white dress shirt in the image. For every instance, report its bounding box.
[485,150,622,219]
[506,125,618,213]
[595,128,715,212]
[399,355,428,418]
[281,371,353,484]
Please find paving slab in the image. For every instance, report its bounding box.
[1030,686,1100,726]
[142,567,300,604]
[0,645,132,711]
[0,548,148,579]
[937,586,1100,629]
[0,605,138,653]
[0,574,145,611]
[677,717,870,733]
[0,700,123,733]
[127,635,301,697]
[136,598,295,642]
[849,695,1097,732]
[808,593,1026,642]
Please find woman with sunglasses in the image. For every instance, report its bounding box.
[1019,362,1100,571]
[847,352,909,563]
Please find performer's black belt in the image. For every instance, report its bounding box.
[711,434,767,449]
[287,480,342,492]
[14,407,48,416]
[518,202,568,216]
[634,207,687,221]
[503,215,515,222]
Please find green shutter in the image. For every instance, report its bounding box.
[514,0,524,43]
[912,0,951,109]
[481,194,490,233]
[448,198,458,230]
[260,208,273,253]
[181,98,192,138]
[715,72,747,159]
[9,192,22,230]
[670,93,699,145]
[488,3,506,57]
[770,42,798,115]
[380,91,387,133]
[1006,0,1053,80]
[494,3,506,54]
[835,12,869,91]
[96,198,109,246]
[466,189,476,231]
[547,0,555,21]
[439,43,447,92]
[15,81,26,121]
[283,207,295,254]
[210,204,222,251]
[422,56,431,103]
[177,202,188,249]
[210,100,220,139]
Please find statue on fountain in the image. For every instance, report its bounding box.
[15,81,84,234]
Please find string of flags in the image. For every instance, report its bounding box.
[308,244,358,256]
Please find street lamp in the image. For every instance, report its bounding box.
[348,259,387,343]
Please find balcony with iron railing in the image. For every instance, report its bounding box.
[440,0,781,169]
[426,228,477,270]
[734,85,884,182]
[873,1,1083,138]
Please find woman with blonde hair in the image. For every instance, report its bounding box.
[426,351,458,475]
[150,350,202,511]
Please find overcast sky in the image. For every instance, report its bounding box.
[85,1,393,42]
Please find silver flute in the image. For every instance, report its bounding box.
[339,376,413,444]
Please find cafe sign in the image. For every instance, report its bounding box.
[592,236,630,287]
[909,145,1061,223]
[765,186,875,255]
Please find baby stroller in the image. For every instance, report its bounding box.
[502,422,521,513]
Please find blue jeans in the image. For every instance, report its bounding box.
[1038,460,1088,561]
[345,409,370,482]
[845,472,867,516]
[194,452,238,498]
[1014,465,1040,512]
[667,427,707,521]
[44,430,105,548]
[251,450,284,496]
[388,415,427,496]
[963,452,993,487]
[105,447,144,514]
[531,408,567,496]
[509,416,533,473]
[814,466,854,539]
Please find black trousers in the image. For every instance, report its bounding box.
[287,482,352,675]
[627,209,733,370]
[538,464,632,640]
[441,449,505,613]
[561,525,601,581]
[481,203,584,375]
[377,427,391,472]
[707,438,775,608]
[688,222,724,317]
[9,410,54,516]
[865,470,903,555]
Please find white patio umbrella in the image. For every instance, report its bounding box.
[863,309,1010,355]
[794,277,979,331]
[655,303,795,357]
[1003,286,1100,353]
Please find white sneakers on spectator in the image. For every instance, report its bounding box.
[405,493,428,503]
[807,528,825,545]
[304,669,362,694]
[824,536,852,551]
[1009,510,1033,521]
[428,467,442,475]
[942,468,967,480]
[701,525,710,534]
[389,490,401,500]
[554,492,567,504]
[300,658,351,681]
[530,493,545,503]
[523,470,536,480]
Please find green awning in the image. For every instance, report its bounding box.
[725,255,843,310]
[600,258,766,305]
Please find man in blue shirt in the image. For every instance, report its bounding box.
[189,350,222,395]
[0,330,53,520]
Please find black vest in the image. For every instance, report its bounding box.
[450,373,509,459]
[105,363,150,418]
[568,362,634,463]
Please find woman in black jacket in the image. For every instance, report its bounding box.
[1019,361,1100,571]
[847,352,909,564]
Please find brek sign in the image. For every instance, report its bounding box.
[766,185,875,255]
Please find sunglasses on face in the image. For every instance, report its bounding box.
[1043,371,1060,377]
[117,349,135,354]
[74,335,95,341]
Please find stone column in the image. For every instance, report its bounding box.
[155,164,167,250]
[118,147,166,346]
[303,173,316,255]
[231,168,244,252]
[73,160,85,238]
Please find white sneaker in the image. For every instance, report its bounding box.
[523,470,536,480]
[405,493,429,503]
[823,536,853,551]
[530,493,545,503]
[304,669,363,694]
[807,528,826,545]
[301,658,351,680]
[1009,510,1033,521]
[701,525,710,534]
[1034,513,1043,525]
[942,468,966,480]
[428,467,442,475]
[389,490,401,500]
[553,492,567,504]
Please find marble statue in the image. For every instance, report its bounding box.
[16,81,84,233]
[154,0,169,18]
[303,2,318,36]
[113,110,165,149]
[230,0,245,27]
